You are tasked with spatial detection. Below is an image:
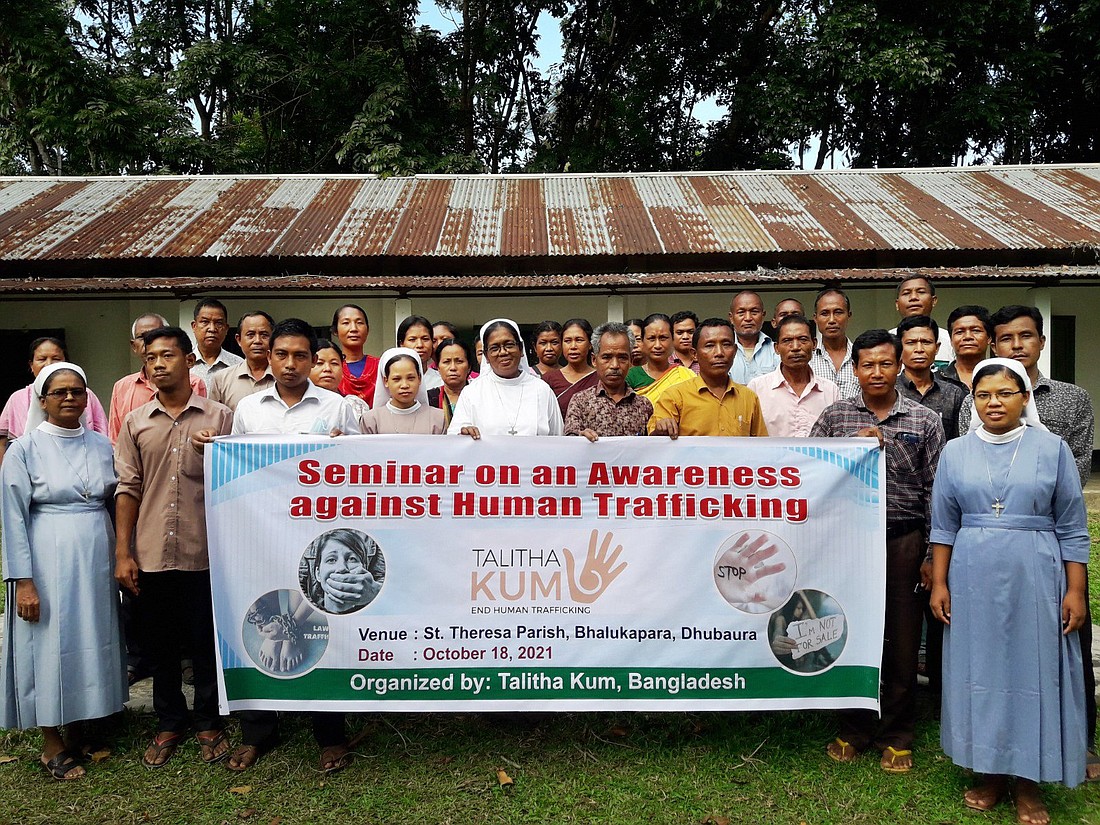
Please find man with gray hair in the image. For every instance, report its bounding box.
[564,322,653,440]
[110,313,207,444]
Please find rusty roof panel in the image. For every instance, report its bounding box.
[599,177,662,254]
[0,181,90,255]
[385,178,452,256]
[322,178,411,256]
[728,174,836,251]
[543,177,612,255]
[688,177,777,252]
[900,170,1064,248]
[787,176,889,250]
[1,166,1099,271]
[985,168,1100,237]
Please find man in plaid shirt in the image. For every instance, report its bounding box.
[812,329,945,775]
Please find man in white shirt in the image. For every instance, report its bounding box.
[232,318,359,436]
[209,317,358,774]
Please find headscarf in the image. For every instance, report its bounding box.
[966,357,1048,433]
[479,318,532,377]
[27,361,91,431]
[374,347,429,408]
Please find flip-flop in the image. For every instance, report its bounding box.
[880,746,913,773]
[319,744,351,775]
[41,750,85,781]
[195,730,229,764]
[826,737,858,763]
[141,731,185,769]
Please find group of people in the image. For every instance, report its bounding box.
[0,280,1094,823]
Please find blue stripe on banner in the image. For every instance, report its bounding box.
[210,440,332,492]
[218,631,244,670]
[785,445,879,489]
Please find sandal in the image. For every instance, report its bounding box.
[195,729,229,764]
[825,737,858,763]
[141,731,185,769]
[319,744,351,775]
[226,741,275,772]
[880,746,912,773]
[41,750,85,781]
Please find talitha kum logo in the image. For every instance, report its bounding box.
[471,529,626,606]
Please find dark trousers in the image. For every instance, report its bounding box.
[132,570,221,733]
[921,596,943,696]
[839,529,924,751]
[238,710,346,749]
[1081,599,1097,750]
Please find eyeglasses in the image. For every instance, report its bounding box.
[43,388,88,400]
[487,341,519,356]
[973,390,1023,402]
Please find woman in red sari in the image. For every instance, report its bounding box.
[331,304,379,407]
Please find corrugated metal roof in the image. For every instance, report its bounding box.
[2,266,1096,297]
[1,166,1099,279]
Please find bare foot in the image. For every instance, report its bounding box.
[1014,779,1050,825]
[1086,750,1100,782]
[964,775,1008,811]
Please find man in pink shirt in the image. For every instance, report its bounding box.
[108,313,207,444]
[748,314,840,437]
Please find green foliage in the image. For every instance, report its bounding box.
[1,0,1099,175]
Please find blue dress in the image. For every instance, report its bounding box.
[1,424,127,728]
[930,427,1089,786]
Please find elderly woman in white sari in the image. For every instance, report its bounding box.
[448,319,563,438]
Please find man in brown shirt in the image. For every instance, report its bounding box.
[207,310,276,411]
[115,326,234,768]
[565,322,653,439]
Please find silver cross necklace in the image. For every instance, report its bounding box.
[982,429,1025,518]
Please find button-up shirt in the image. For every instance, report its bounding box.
[958,373,1094,486]
[648,375,768,437]
[668,353,700,374]
[896,371,966,441]
[115,394,233,571]
[564,385,654,437]
[729,334,780,384]
[108,369,208,444]
[811,392,944,534]
[206,360,276,411]
[232,381,361,435]
[809,339,859,399]
[747,367,840,437]
[190,348,244,385]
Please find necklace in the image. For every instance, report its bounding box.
[55,431,93,500]
[982,430,1025,518]
[491,379,525,435]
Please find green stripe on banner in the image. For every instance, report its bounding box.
[224,666,878,702]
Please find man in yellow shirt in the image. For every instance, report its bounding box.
[648,318,768,438]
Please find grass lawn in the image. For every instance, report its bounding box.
[1,524,1099,823]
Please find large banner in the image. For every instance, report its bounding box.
[206,435,885,712]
